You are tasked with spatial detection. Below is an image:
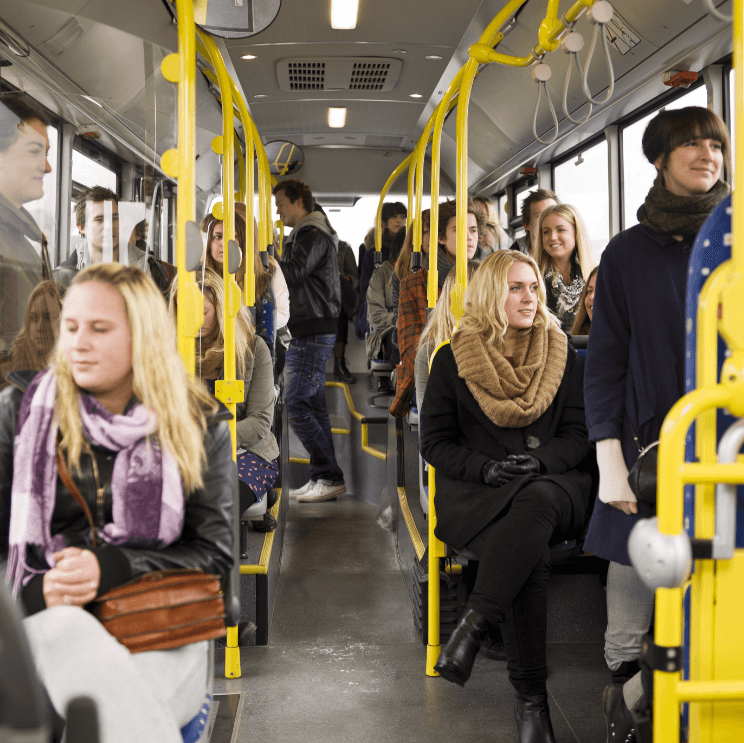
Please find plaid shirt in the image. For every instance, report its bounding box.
[390,268,440,417]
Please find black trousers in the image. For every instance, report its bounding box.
[465,480,574,696]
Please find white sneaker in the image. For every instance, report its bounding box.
[289,479,316,498]
[296,479,346,502]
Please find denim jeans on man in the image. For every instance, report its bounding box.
[285,333,343,482]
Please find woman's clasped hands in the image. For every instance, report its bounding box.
[42,546,101,608]
[483,454,542,487]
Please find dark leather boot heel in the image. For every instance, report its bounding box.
[433,608,490,687]
[514,693,557,743]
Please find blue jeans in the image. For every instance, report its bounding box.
[285,334,343,482]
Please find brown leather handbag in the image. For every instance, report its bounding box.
[56,451,226,653]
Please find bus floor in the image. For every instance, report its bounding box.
[213,334,610,742]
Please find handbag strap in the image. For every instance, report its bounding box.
[56,449,99,548]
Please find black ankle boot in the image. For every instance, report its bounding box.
[514,693,557,743]
[333,356,355,384]
[603,684,636,742]
[434,608,490,687]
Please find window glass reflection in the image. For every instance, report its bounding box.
[0,93,58,382]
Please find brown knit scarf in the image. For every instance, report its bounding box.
[639,174,729,238]
[451,323,567,428]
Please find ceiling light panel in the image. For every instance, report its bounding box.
[331,0,359,29]
[328,107,347,128]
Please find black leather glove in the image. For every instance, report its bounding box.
[501,453,542,476]
[482,454,542,487]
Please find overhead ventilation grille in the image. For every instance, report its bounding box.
[287,61,325,90]
[350,62,390,90]
[277,57,402,93]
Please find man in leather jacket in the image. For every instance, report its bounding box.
[274,179,345,502]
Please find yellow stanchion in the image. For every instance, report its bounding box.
[161,0,202,376]
[195,30,244,681]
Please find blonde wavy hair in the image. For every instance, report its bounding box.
[458,250,556,350]
[418,261,480,358]
[54,263,218,493]
[536,203,595,282]
[169,269,254,381]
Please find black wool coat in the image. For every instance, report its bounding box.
[420,342,593,550]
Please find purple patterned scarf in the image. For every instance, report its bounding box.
[7,370,185,595]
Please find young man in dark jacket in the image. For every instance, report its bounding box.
[274,179,345,502]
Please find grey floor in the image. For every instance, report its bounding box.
[214,334,610,742]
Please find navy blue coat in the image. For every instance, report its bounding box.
[583,223,693,565]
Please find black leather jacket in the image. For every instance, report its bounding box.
[0,371,236,615]
[280,213,341,338]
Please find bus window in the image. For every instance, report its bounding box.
[553,139,609,264]
[72,148,117,192]
[621,85,709,230]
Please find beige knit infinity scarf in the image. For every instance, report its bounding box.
[451,323,567,429]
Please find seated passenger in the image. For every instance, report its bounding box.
[355,201,407,339]
[414,261,479,415]
[366,228,405,372]
[1,263,234,743]
[235,202,291,353]
[473,195,511,253]
[391,208,430,327]
[333,238,359,384]
[509,188,558,258]
[537,203,595,333]
[421,250,592,742]
[389,198,485,417]
[170,270,279,532]
[54,187,170,296]
[569,265,597,336]
[202,208,286,361]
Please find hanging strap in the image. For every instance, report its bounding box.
[56,449,99,548]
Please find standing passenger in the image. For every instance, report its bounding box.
[583,107,730,739]
[422,251,592,742]
[537,204,595,333]
[273,179,345,502]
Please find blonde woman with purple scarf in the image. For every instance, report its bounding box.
[0,263,235,743]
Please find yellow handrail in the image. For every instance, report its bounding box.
[375,153,415,254]
[161,0,202,376]
[454,0,534,318]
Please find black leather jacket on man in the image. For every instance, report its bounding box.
[0,370,236,616]
[279,212,341,338]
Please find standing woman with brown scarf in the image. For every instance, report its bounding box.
[421,250,593,743]
[583,107,730,740]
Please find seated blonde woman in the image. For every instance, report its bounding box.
[421,250,593,743]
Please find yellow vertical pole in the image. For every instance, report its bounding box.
[407,156,416,232]
[235,132,245,203]
[428,70,464,310]
[230,88,256,308]
[161,0,202,376]
[196,29,243,681]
